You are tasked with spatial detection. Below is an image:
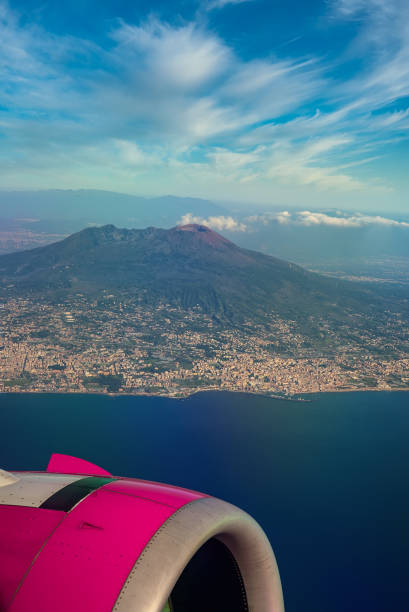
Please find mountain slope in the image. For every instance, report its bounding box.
[0,224,389,327]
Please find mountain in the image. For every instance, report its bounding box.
[0,223,395,328]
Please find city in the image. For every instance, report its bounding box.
[1,295,408,397]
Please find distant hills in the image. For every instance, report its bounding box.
[0,190,226,234]
[0,223,399,331]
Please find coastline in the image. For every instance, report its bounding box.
[1,385,409,401]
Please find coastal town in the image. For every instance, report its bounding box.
[1,296,408,397]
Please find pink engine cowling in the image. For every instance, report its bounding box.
[0,454,284,612]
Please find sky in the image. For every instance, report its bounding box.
[1,0,408,213]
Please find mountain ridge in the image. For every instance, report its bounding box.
[0,190,226,230]
[0,223,386,328]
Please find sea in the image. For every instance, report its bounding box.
[1,390,408,612]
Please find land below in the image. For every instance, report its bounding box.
[1,224,408,396]
[1,296,408,397]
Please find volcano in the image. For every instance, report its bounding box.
[0,223,388,324]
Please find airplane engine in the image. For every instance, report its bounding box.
[0,454,284,611]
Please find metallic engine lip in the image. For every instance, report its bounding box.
[113,496,284,612]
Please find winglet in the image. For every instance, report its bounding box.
[47,454,112,477]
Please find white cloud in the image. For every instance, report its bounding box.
[179,212,247,231]
[248,211,292,225]
[276,211,292,224]
[334,0,401,20]
[113,140,147,165]
[205,0,254,10]
[208,148,261,168]
[221,58,323,122]
[113,21,231,91]
[247,210,409,228]
[113,140,163,167]
[296,211,409,227]
[265,136,369,192]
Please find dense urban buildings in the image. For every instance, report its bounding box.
[1,296,408,396]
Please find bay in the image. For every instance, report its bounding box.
[1,390,408,611]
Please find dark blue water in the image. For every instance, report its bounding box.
[1,391,409,611]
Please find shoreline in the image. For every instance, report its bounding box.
[1,386,409,400]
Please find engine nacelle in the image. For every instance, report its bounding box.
[0,454,284,611]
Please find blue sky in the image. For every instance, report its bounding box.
[1,0,408,213]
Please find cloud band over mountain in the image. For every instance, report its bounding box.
[244,211,409,229]
[179,213,247,232]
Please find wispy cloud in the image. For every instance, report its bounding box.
[0,0,407,207]
[204,0,254,10]
[0,9,322,147]
[332,0,409,108]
